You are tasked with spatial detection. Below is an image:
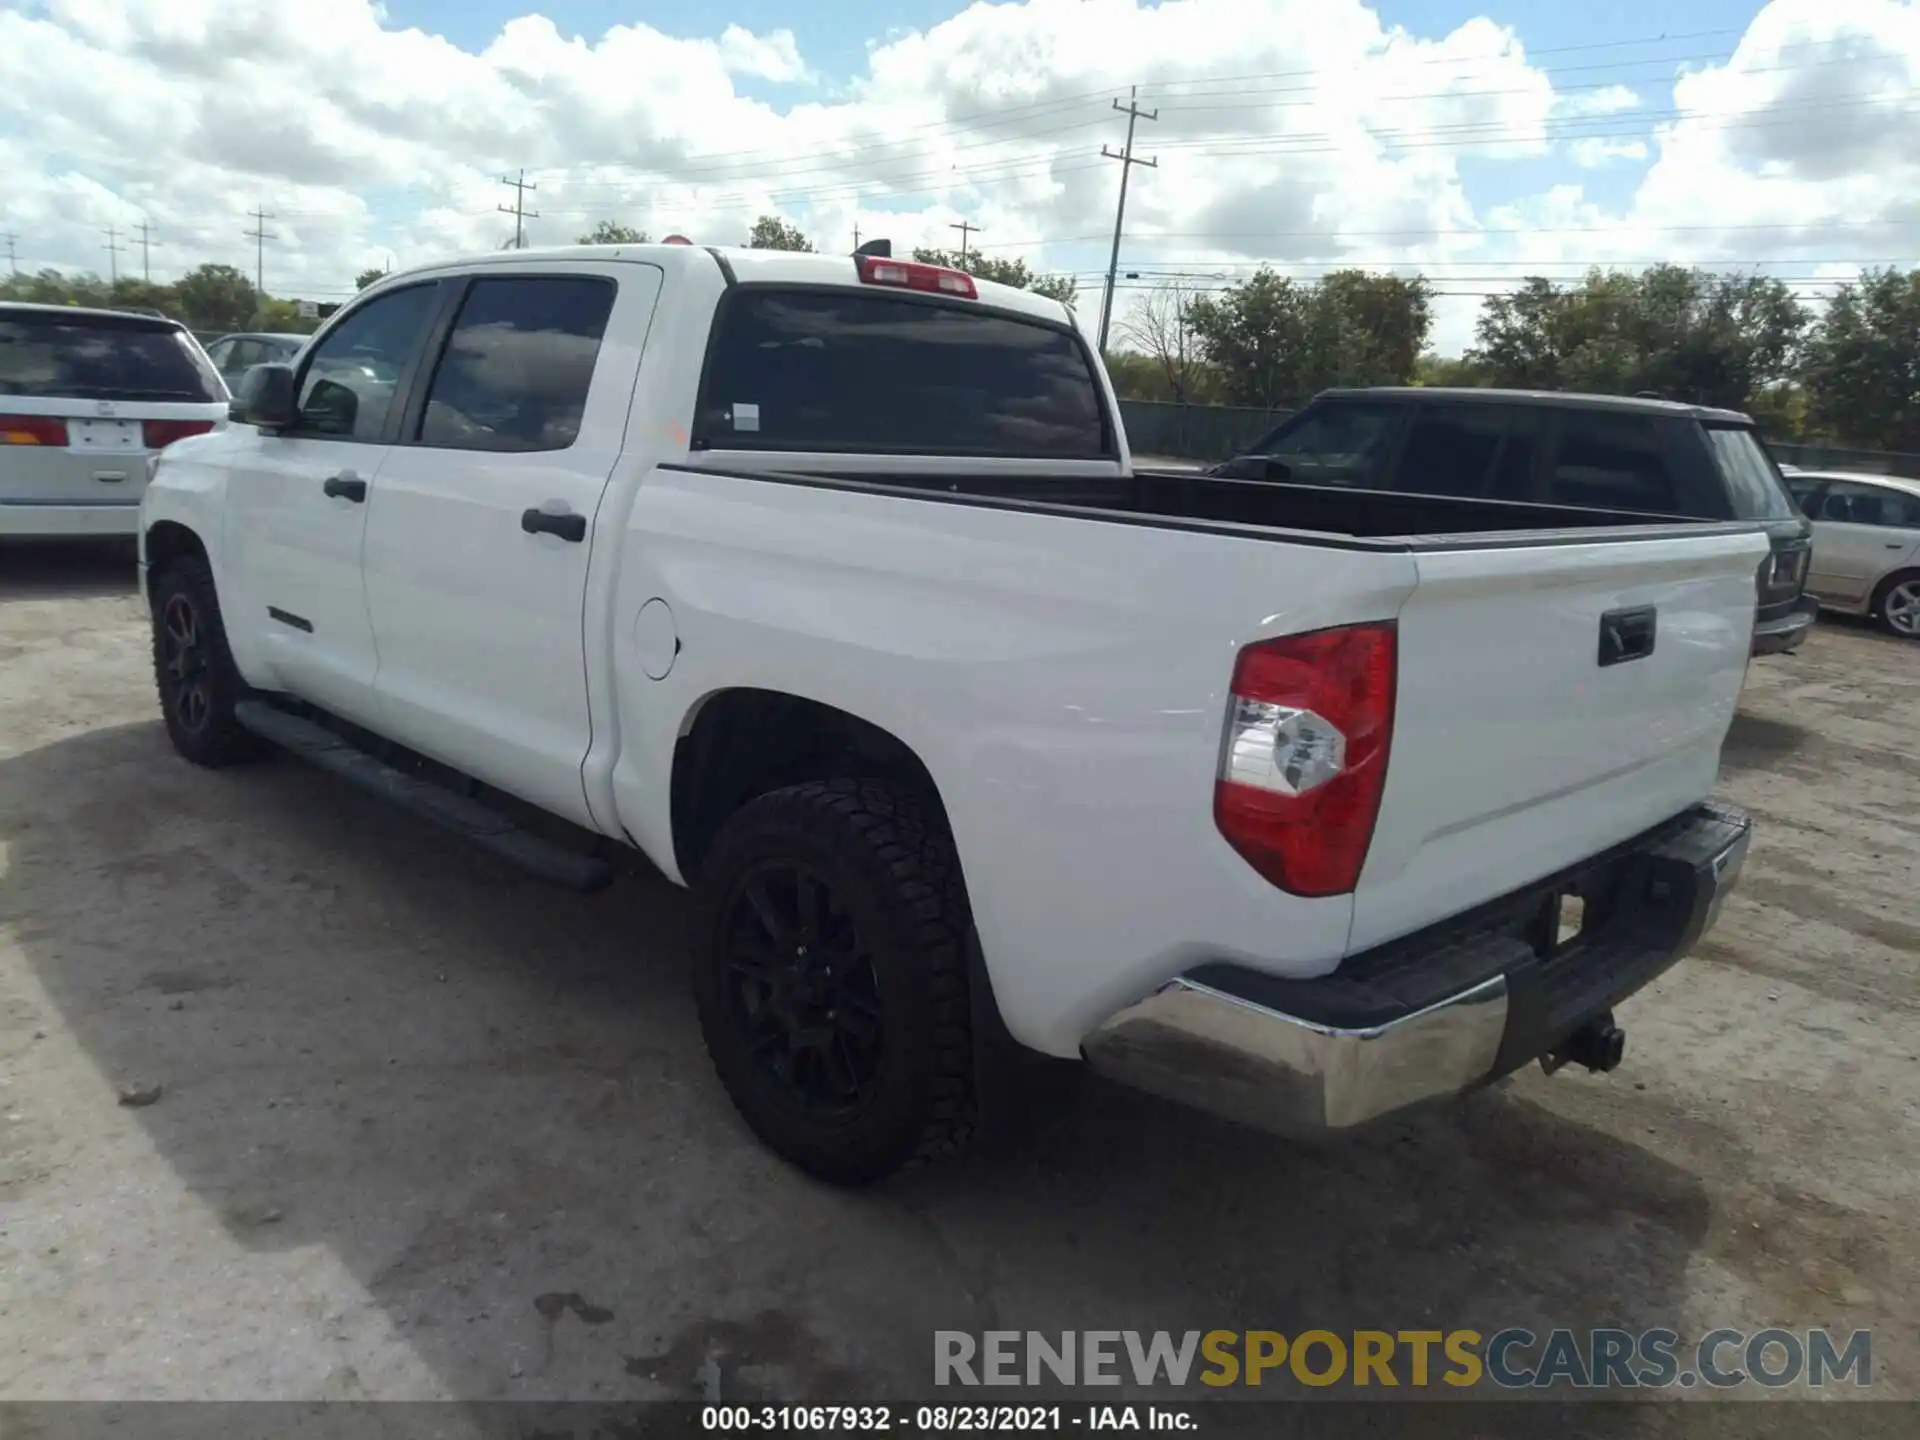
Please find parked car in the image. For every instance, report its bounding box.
[202,332,307,395]
[1,302,230,538]
[139,244,1762,1183]
[1781,470,1920,638]
[1209,388,1817,655]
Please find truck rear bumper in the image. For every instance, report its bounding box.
[1081,802,1752,1136]
[1751,597,1817,655]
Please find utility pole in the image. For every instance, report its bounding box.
[949,219,982,269]
[1097,86,1158,355]
[102,225,124,286]
[852,224,861,250]
[136,219,154,283]
[244,205,277,295]
[498,170,539,249]
[2,232,17,276]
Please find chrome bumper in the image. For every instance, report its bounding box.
[1751,599,1816,655]
[1082,972,1510,1134]
[1082,803,1752,1137]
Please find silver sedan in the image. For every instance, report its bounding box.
[1782,470,1920,638]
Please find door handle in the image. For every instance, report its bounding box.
[1598,605,1657,667]
[1889,542,1908,550]
[323,471,367,503]
[521,505,586,543]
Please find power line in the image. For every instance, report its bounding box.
[516,27,1762,187]
[949,219,983,267]
[501,33,1885,199]
[498,169,539,249]
[244,205,277,295]
[498,90,1920,234]
[1097,86,1157,354]
[102,225,124,285]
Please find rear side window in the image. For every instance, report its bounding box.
[1546,412,1679,513]
[417,276,615,452]
[695,290,1108,457]
[0,313,224,402]
[1253,402,1400,487]
[1786,476,1822,516]
[1703,426,1797,520]
[1397,405,1506,497]
[1818,481,1920,528]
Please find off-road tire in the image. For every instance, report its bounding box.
[693,778,976,1184]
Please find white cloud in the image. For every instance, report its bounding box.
[0,0,1910,363]
[717,24,810,84]
[1555,84,1642,117]
[1569,137,1650,167]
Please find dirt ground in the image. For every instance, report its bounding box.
[0,541,1915,1420]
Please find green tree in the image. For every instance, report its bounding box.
[1183,268,1432,408]
[1414,354,1488,387]
[1311,271,1433,389]
[1801,267,1920,451]
[578,221,650,245]
[910,248,1078,304]
[747,215,812,252]
[354,266,388,290]
[1468,267,1808,414]
[171,263,258,332]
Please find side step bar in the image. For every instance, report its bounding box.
[233,700,615,893]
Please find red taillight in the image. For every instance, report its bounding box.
[855,254,977,299]
[664,234,694,245]
[1213,622,1397,897]
[142,419,216,449]
[0,416,69,446]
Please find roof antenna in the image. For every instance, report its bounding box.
[853,238,892,258]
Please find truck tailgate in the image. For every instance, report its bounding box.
[1348,525,1771,953]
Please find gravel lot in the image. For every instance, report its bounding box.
[1,542,1915,1420]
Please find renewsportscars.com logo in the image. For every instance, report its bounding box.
[934,1328,1873,1391]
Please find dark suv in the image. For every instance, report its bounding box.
[1210,388,1817,655]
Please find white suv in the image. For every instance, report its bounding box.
[1,303,230,538]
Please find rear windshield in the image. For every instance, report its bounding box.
[694,289,1110,457]
[0,313,225,402]
[1703,425,1798,520]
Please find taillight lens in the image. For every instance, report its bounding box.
[855,254,977,299]
[1,416,69,446]
[1214,622,1397,897]
[142,419,216,449]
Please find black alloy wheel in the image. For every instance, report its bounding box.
[719,860,886,1117]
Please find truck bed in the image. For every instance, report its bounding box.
[730,465,1747,545]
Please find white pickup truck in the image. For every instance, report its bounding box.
[139,241,1762,1183]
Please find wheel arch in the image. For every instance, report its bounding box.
[143,519,210,593]
[668,687,957,887]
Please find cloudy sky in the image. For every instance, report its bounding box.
[0,0,1915,351]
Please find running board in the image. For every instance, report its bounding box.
[233,700,615,892]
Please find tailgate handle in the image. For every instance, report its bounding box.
[1598,606,1657,667]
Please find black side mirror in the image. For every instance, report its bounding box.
[230,363,298,430]
[1261,457,1292,482]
